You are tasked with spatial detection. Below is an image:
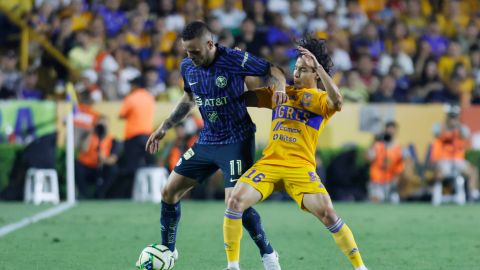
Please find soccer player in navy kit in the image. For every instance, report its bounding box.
[145,21,288,270]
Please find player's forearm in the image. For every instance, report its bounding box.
[161,93,195,131]
[317,66,343,111]
[268,66,286,93]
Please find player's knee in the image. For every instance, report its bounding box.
[314,206,337,226]
[227,194,244,212]
[161,187,176,204]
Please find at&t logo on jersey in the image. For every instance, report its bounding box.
[194,95,228,106]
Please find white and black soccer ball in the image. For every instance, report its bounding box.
[136,244,175,270]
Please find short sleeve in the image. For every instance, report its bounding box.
[226,49,270,76]
[180,60,192,93]
[253,87,274,109]
[300,89,337,118]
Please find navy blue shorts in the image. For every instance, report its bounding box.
[173,136,255,188]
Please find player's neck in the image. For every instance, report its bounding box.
[295,82,316,89]
[203,46,218,67]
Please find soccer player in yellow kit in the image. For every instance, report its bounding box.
[223,38,368,270]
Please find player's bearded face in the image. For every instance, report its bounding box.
[182,38,213,66]
[293,57,317,88]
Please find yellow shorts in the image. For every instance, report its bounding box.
[239,163,328,209]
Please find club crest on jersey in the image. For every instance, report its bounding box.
[301,92,312,107]
[216,76,227,88]
[183,148,195,160]
[207,111,219,122]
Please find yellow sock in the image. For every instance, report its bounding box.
[223,208,243,263]
[328,218,365,268]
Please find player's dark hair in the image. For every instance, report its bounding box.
[298,36,334,75]
[181,21,212,41]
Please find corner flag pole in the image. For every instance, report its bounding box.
[65,83,77,204]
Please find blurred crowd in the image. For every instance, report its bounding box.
[0,0,479,106]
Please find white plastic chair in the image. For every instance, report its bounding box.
[132,167,169,203]
[432,163,466,206]
[24,168,60,205]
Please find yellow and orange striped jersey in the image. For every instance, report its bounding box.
[254,86,338,168]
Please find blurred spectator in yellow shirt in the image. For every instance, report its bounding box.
[358,0,385,18]
[402,0,427,38]
[68,30,101,71]
[451,63,475,108]
[69,0,92,32]
[126,13,151,52]
[385,20,416,57]
[437,0,470,38]
[437,40,471,83]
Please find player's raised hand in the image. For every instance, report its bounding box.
[298,46,320,70]
[272,91,288,105]
[145,127,167,154]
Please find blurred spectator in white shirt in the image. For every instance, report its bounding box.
[211,0,246,30]
[283,0,308,34]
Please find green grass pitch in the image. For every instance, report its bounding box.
[0,201,479,269]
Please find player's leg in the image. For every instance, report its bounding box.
[217,137,276,261]
[225,187,274,257]
[161,144,218,253]
[303,193,367,270]
[160,171,196,252]
[223,180,267,270]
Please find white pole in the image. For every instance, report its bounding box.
[66,110,76,204]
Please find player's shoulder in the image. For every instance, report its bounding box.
[218,45,244,61]
[219,45,237,55]
[302,87,326,96]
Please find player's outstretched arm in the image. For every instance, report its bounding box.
[241,76,273,108]
[242,87,274,108]
[298,46,343,111]
[145,92,195,154]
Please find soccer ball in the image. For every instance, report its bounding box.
[136,244,175,270]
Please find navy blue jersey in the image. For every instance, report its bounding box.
[181,45,270,144]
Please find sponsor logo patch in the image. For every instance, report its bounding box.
[216,76,228,88]
[207,111,219,122]
[301,92,312,107]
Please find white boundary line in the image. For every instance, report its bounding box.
[0,202,75,237]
